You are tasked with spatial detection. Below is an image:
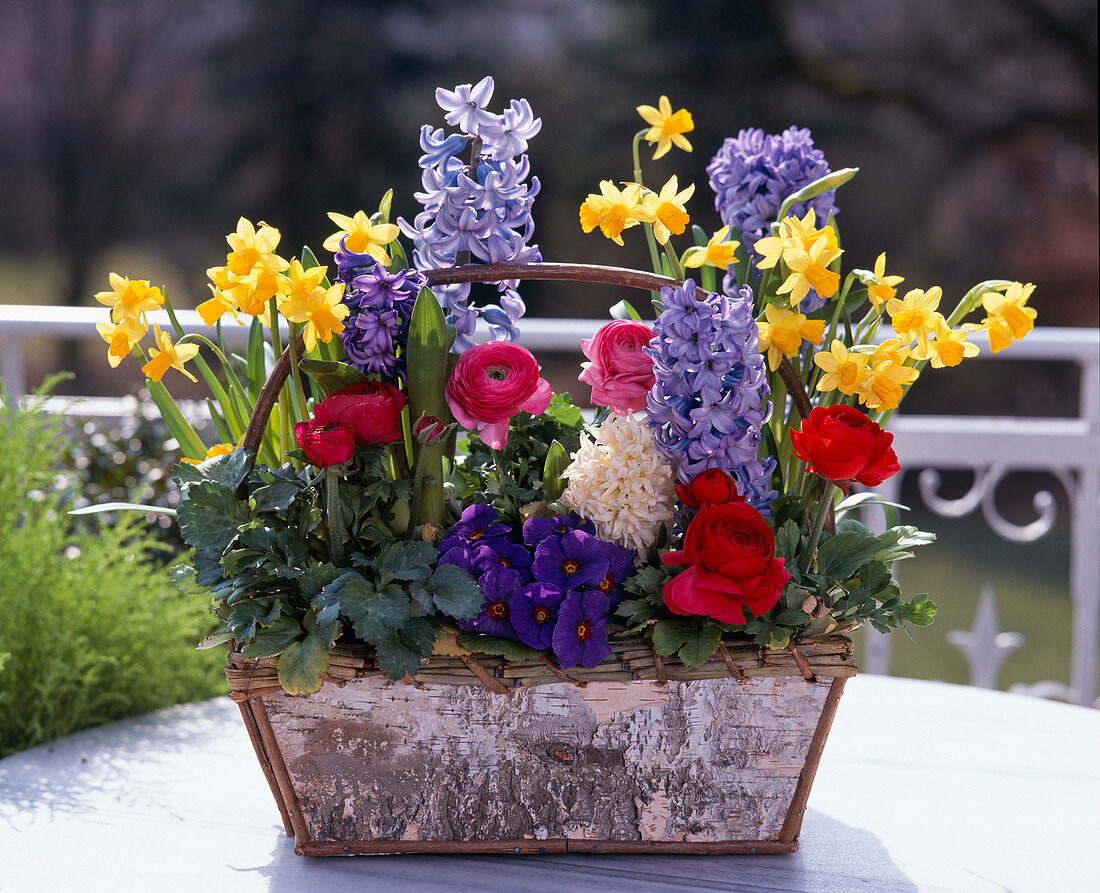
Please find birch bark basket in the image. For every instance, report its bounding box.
[230,636,853,856]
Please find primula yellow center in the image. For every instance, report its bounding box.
[488,600,508,621]
[576,621,592,642]
[534,608,550,624]
[837,361,862,388]
[562,559,579,575]
[597,574,614,594]
[663,109,693,136]
[499,556,511,568]
[469,528,483,541]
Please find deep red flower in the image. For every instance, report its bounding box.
[790,405,900,492]
[294,420,354,467]
[661,502,789,624]
[674,468,745,509]
[313,381,406,446]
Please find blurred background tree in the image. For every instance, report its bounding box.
[0,0,1095,396]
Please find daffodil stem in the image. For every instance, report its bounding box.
[269,297,288,461]
[799,479,836,574]
[632,129,664,285]
[286,323,310,420]
[326,468,343,565]
[662,244,685,281]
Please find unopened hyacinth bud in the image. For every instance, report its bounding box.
[413,413,454,447]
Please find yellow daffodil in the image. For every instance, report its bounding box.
[777,233,842,306]
[180,443,235,466]
[279,259,328,311]
[813,339,870,396]
[95,317,146,368]
[639,176,694,245]
[972,282,1037,353]
[683,226,740,269]
[94,273,164,325]
[870,337,913,368]
[921,318,980,368]
[887,286,943,352]
[636,95,694,160]
[323,211,400,265]
[579,181,646,246]
[859,358,919,411]
[197,266,242,327]
[224,217,289,277]
[756,304,827,371]
[279,282,349,352]
[866,252,905,310]
[141,325,199,382]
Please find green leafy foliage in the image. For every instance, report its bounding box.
[0,391,224,758]
[452,393,586,527]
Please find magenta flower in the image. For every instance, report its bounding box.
[578,319,655,415]
[445,341,551,449]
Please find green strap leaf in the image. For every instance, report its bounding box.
[542,440,570,502]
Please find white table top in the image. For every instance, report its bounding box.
[1,675,1097,892]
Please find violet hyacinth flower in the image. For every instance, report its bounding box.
[398,76,542,351]
[646,279,776,512]
[336,257,427,384]
[552,591,613,669]
[532,529,610,593]
[707,126,838,308]
[510,582,565,650]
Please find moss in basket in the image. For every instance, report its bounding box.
[0,388,225,758]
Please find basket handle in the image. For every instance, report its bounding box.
[241,262,679,456]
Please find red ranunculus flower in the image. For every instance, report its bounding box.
[674,468,745,509]
[445,341,552,450]
[313,381,406,445]
[660,502,790,624]
[578,319,655,414]
[294,420,354,467]
[790,405,900,492]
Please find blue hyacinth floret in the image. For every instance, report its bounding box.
[645,279,776,512]
[397,76,542,351]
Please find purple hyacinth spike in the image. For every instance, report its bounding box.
[397,77,542,351]
[646,280,776,513]
[552,591,613,669]
[707,126,838,309]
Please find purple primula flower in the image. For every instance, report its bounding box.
[438,503,511,553]
[707,126,837,309]
[458,563,523,638]
[468,539,533,583]
[509,582,565,650]
[398,77,541,351]
[646,280,776,512]
[522,512,596,548]
[532,529,609,592]
[552,591,613,669]
[591,542,636,608]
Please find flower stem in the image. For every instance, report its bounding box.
[799,479,836,574]
[632,129,663,284]
[326,467,343,565]
[286,322,310,420]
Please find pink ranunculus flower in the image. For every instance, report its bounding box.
[578,319,655,414]
[445,341,552,450]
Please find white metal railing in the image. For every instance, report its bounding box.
[2,305,1097,704]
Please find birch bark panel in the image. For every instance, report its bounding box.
[261,675,832,845]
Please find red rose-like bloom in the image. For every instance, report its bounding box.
[294,420,354,467]
[674,468,746,509]
[313,381,406,445]
[578,319,655,414]
[445,341,552,450]
[790,405,901,491]
[661,502,790,624]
